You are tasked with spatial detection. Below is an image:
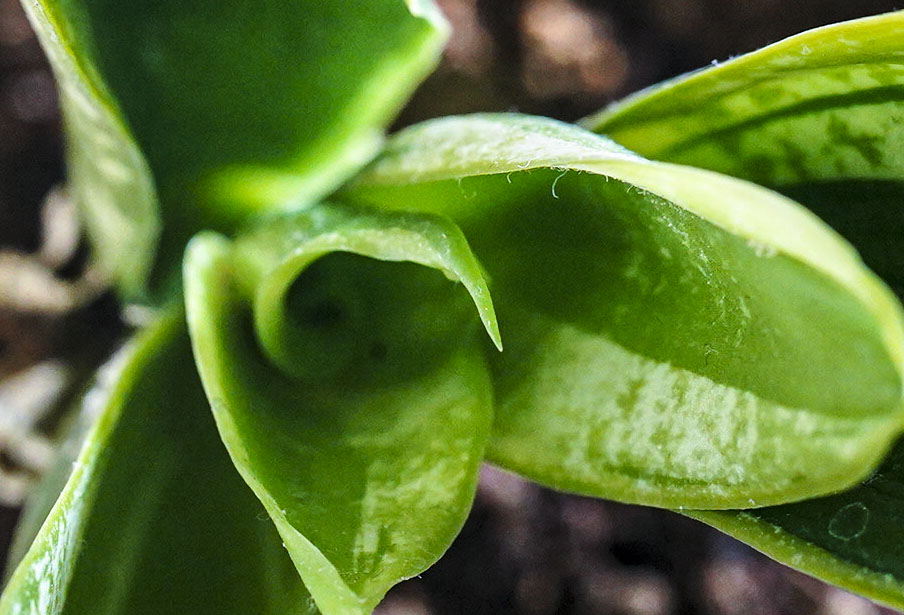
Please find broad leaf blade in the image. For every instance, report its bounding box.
[183,204,496,614]
[24,0,448,297]
[0,311,309,615]
[587,12,904,607]
[342,113,904,509]
[586,11,904,187]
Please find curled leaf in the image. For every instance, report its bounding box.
[0,311,309,615]
[343,113,904,509]
[183,203,497,614]
[24,0,448,298]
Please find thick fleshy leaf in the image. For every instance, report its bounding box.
[342,113,904,509]
[23,0,447,298]
[585,11,904,187]
[183,203,496,614]
[0,310,310,615]
[587,12,904,606]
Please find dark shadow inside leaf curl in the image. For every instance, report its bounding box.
[279,253,483,386]
[185,222,495,610]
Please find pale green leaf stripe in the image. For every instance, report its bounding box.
[184,204,496,614]
[586,11,904,186]
[0,310,309,615]
[26,0,447,298]
[344,113,904,509]
[6,396,98,577]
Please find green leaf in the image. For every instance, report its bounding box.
[183,203,496,614]
[341,113,904,509]
[6,402,95,576]
[0,310,310,615]
[24,0,448,298]
[587,12,904,607]
[585,11,904,187]
[690,439,904,611]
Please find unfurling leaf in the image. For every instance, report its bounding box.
[342,113,904,509]
[183,204,497,614]
[0,311,310,615]
[23,0,447,298]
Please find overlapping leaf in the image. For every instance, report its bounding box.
[0,311,310,615]
[695,218,904,605]
[183,204,498,614]
[342,113,904,509]
[586,11,904,187]
[22,0,448,298]
[587,11,904,607]
[14,0,904,610]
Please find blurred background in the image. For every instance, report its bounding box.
[0,0,902,613]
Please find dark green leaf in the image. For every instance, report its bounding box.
[342,113,904,509]
[183,203,497,614]
[586,11,904,188]
[24,0,447,298]
[587,12,904,607]
[0,310,310,615]
[691,440,904,611]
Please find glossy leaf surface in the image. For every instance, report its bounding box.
[184,204,496,614]
[342,113,904,509]
[0,311,310,615]
[691,442,904,611]
[586,11,904,187]
[587,12,904,607]
[689,185,904,612]
[6,400,97,575]
[22,0,447,297]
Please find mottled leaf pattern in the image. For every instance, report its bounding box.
[9,2,904,612]
[184,204,497,614]
[343,113,904,509]
[587,11,904,608]
[587,12,904,187]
